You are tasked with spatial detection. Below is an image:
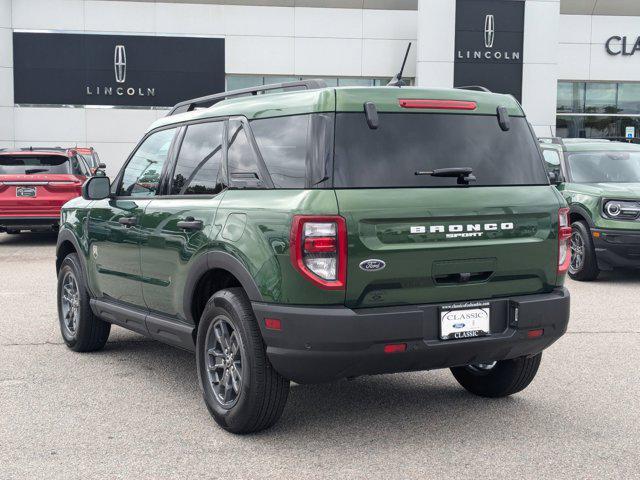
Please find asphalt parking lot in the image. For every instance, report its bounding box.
[1,233,638,480]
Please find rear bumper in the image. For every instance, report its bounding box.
[253,287,570,384]
[0,216,59,230]
[592,228,640,270]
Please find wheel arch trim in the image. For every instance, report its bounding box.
[568,204,595,228]
[183,250,263,325]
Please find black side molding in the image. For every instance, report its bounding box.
[90,299,196,352]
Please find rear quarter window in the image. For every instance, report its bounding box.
[250,115,310,188]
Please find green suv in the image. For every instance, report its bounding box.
[540,138,640,281]
[56,81,570,433]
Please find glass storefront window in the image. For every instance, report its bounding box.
[557,81,585,113]
[617,83,640,114]
[266,76,300,84]
[226,75,263,91]
[557,115,640,140]
[584,83,619,114]
[557,82,640,140]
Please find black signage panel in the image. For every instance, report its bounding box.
[13,33,225,107]
[454,0,524,101]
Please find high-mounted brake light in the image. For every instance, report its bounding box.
[399,99,477,110]
[290,215,347,290]
[558,207,572,274]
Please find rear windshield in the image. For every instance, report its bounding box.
[0,155,79,175]
[567,150,640,183]
[333,113,548,188]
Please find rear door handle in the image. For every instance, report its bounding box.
[177,217,203,231]
[118,216,138,227]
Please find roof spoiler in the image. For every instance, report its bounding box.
[166,79,328,117]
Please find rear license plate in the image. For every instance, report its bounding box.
[16,186,37,197]
[440,302,490,340]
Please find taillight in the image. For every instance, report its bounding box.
[290,215,347,289]
[558,207,571,274]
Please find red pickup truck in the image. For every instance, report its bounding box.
[0,147,91,233]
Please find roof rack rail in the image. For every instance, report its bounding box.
[167,79,328,117]
[455,85,492,93]
[18,146,65,151]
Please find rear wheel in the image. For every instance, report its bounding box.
[196,288,289,434]
[569,221,599,281]
[57,253,111,351]
[450,353,542,397]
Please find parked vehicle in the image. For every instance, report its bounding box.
[540,137,640,280]
[75,147,106,175]
[0,147,91,233]
[56,81,570,433]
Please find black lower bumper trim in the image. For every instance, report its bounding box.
[252,288,570,384]
[592,228,640,270]
[0,217,59,230]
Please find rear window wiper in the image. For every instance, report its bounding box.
[415,167,476,185]
[25,168,49,174]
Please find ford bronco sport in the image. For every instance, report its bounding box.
[56,81,570,434]
[540,137,640,280]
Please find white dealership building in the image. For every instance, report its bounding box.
[1,0,640,174]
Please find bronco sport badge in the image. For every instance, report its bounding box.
[410,222,515,239]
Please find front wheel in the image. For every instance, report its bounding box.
[569,221,599,281]
[450,353,542,397]
[57,253,111,351]
[196,288,289,434]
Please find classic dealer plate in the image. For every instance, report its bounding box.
[16,186,37,197]
[440,302,490,340]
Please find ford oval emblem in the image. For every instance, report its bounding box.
[453,323,465,329]
[359,259,386,272]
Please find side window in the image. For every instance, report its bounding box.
[227,119,265,188]
[250,115,310,188]
[119,128,176,197]
[171,121,225,195]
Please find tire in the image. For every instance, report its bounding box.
[196,288,289,434]
[57,253,110,352]
[568,221,600,281]
[450,353,542,398]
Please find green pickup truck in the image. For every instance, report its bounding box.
[540,138,640,280]
[56,81,570,433]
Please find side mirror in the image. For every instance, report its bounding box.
[548,171,564,185]
[98,163,106,169]
[82,176,111,200]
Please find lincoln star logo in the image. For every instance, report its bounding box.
[456,12,520,62]
[484,14,495,48]
[86,44,155,98]
[114,45,126,84]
